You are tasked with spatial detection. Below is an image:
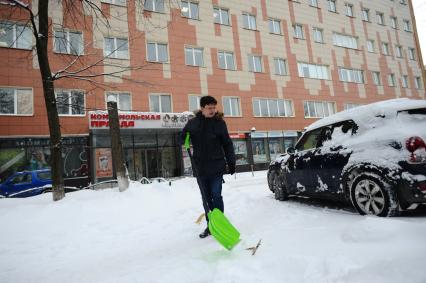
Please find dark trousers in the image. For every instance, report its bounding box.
[197,174,224,222]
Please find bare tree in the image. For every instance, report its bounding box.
[0,0,180,201]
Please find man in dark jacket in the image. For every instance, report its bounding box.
[182,96,236,238]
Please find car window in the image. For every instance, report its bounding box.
[296,128,323,151]
[10,173,32,184]
[37,171,51,180]
[397,108,426,122]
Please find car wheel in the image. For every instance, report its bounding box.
[350,173,399,217]
[273,172,289,201]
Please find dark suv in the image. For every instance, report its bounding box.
[267,98,426,216]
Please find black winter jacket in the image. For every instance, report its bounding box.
[182,111,236,177]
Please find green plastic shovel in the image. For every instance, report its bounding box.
[184,133,241,250]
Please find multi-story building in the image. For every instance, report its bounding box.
[0,0,425,186]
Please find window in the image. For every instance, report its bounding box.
[149,94,171,112]
[366,39,375,52]
[332,33,358,49]
[181,1,199,20]
[395,45,402,58]
[274,58,287,75]
[293,24,304,39]
[390,16,397,29]
[242,13,257,30]
[388,73,396,87]
[328,0,337,12]
[213,7,230,25]
[0,87,32,115]
[101,0,126,6]
[400,0,407,4]
[376,12,384,25]
[344,103,362,110]
[403,20,411,32]
[253,98,293,117]
[269,19,282,35]
[303,101,336,118]
[338,68,364,83]
[313,27,324,43]
[382,42,389,55]
[147,42,168,62]
[104,37,129,59]
[218,51,235,70]
[402,75,409,88]
[144,0,164,12]
[188,95,203,111]
[297,62,329,80]
[248,55,262,72]
[0,22,32,50]
[56,90,84,116]
[223,97,241,116]
[54,30,83,55]
[408,48,416,60]
[415,77,422,89]
[310,0,319,7]
[185,47,203,66]
[362,9,370,21]
[345,3,354,17]
[372,71,382,85]
[105,92,131,111]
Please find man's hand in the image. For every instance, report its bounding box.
[228,164,236,175]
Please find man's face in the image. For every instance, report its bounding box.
[201,104,217,118]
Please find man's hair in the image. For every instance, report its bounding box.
[200,96,217,108]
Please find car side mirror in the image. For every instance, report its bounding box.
[286,147,295,154]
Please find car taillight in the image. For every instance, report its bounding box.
[406,136,426,163]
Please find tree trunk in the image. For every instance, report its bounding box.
[36,0,65,201]
[107,101,129,192]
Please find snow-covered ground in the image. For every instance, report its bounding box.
[1,171,426,283]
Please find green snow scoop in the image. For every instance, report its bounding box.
[184,132,240,250]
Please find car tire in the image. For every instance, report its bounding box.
[273,171,289,201]
[350,173,399,217]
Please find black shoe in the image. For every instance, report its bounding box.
[199,227,210,238]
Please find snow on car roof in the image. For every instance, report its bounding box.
[305,98,426,132]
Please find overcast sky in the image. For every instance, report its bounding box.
[413,0,426,64]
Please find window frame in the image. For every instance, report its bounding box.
[0,21,32,50]
[402,75,409,88]
[310,0,319,8]
[222,96,242,117]
[303,100,337,118]
[181,1,199,20]
[376,11,385,25]
[408,48,416,60]
[104,37,129,59]
[184,46,204,67]
[297,62,329,80]
[248,54,263,73]
[332,32,358,49]
[361,9,370,22]
[268,18,282,35]
[53,29,84,55]
[328,0,337,12]
[372,71,382,86]
[105,92,132,111]
[146,41,169,63]
[100,0,127,7]
[252,97,294,117]
[390,16,398,29]
[395,45,403,58]
[338,67,364,84]
[313,27,324,43]
[149,93,172,113]
[388,73,396,87]
[293,24,304,39]
[366,39,375,53]
[242,13,257,30]
[345,3,354,17]
[188,94,203,112]
[273,58,287,76]
[55,89,85,116]
[217,50,236,70]
[403,19,411,32]
[144,0,165,13]
[213,7,230,25]
[0,87,33,116]
[414,77,422,89]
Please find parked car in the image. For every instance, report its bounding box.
[0,169,53,198]
[267,98,426,217]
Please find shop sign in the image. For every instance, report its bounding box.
[95,148,113,178]
[283,131,298,137]
[251,132,267,138]
[229,133,246,139]
[89,111,194,130]
[268,131,284,138]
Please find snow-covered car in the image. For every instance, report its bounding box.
[267,98,426,217]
